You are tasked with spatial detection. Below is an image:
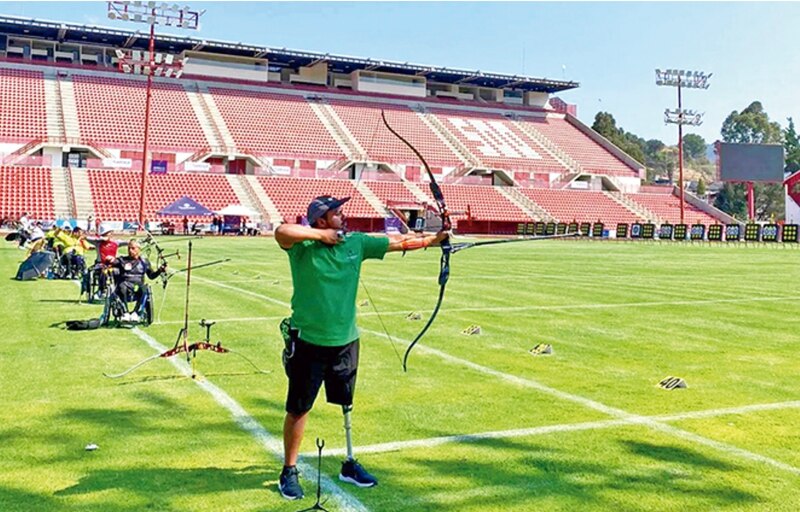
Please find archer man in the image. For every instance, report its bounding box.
[274,195,447,500]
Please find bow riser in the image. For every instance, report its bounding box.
[381,110,450,372]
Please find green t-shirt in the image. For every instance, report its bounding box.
[284,232,389,346]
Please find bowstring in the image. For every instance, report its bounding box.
[351,108,405,368]
[358,277,403,367]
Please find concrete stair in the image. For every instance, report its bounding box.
[308,100,364,159]
[185,83,222,147]
[498,187,557,223]
[69,167,95,220]
[552,172,581,189]
[226,174,268,220]
[57,74,82,139]
[353,181,389,217]
[243,175,282,224]
[195,82,236,147]
[415,107,481,168]
[605,191,662,223]
[403,181,433,203]
[43,73,65,139]
[50,167,74,219]
[413,108,475,167]
[513,119,582,176]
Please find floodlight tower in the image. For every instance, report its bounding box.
[656,69,711,224]
[107,1,203,229]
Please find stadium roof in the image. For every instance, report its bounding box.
[0,14,579,93]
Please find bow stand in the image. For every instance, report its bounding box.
[103,241,268,379]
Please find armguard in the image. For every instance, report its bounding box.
[400,238,430,251]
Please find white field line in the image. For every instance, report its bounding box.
[356,295,800,317]
[179,277,800,320]
[363,271,780,289]
[363,328,800,477]
[129,328,368,512]
[151,293,798,327]
[155,315,287,326]
[220,262,779,298]
[206,278,275,284]
[308,400,800,458]
[193,277,800,477]
[193,275,292,309]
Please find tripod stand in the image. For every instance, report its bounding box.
[103,241,267,379]
[297,438,329,512]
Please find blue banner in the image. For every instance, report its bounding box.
[150,160,168,174]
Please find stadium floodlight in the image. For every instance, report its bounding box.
[107,0,203,29]
[106,1,203,230]
[664,109,704,126]
[655,67,712,224]
[656,69,712,89]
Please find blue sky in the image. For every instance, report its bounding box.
[3,2,798,145]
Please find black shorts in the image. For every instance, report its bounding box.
[284,334,359,415]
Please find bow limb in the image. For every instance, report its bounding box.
[380,110,451,232]
[102,341,189,379]
[381,110,452,372]
[103,353,164,379]
[104,340,269,379]
[401,245,450,372]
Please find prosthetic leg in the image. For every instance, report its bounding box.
[343,405,354,461]
[338,405,378,487]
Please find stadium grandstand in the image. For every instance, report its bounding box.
[0,13,736,233]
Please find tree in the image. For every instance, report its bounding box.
[591,111,646,164]
[753,183,784,219]
[717,101,784,220]
[645,139,665,158]
[714,182,747,218]
[619,139,646,164]
[785,117,800,175]
[660,146,679,183]
[682,133,706,160]
[696,178,706,197]
[592,112,619,141]
[721,101,782,144]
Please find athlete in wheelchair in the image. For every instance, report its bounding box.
[50,227,92,280]
[101,239,166,326]
[81,229,128,303]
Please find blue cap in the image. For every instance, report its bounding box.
[307,195,350,226]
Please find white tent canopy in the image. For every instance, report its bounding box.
[216,204,259,217]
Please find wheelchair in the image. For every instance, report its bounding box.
[65,252,87,280]
[100,281,154,327]
[80,263,112,304]
[48,247,85,280]
[46,246,69,279]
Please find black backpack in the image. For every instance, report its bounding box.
[66,318,103,331]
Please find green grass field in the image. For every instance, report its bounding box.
[2,236,799,511]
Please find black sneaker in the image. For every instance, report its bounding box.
[278,465,304,500]
[339,459,378,488]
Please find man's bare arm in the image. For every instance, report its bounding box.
[275,223,340,249]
